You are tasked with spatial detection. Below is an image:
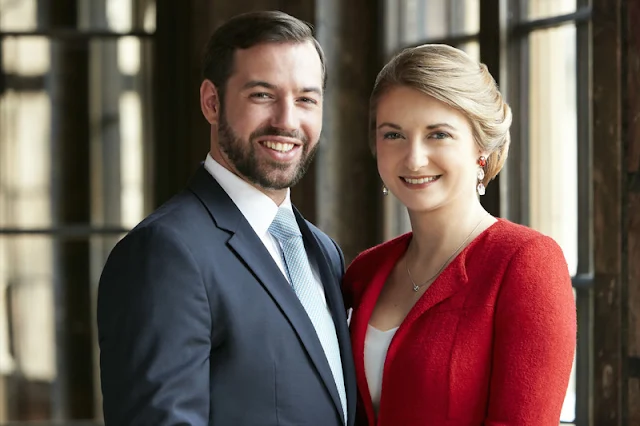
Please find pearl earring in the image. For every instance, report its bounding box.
[382,185,389,196]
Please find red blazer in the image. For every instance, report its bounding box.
[343,219,577,426]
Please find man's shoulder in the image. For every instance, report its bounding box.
[116,189,222,253]
[304,219,333,244]
[132,187,226,235]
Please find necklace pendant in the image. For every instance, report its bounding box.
[412,283,420,292]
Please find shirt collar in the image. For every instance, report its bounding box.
[204,153,293,236]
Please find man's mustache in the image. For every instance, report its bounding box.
[250,126,308,143]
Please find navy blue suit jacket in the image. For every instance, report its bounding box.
[97,166,356,425]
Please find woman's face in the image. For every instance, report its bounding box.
[375,85,484,214]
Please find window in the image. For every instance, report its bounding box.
[507,1,592,423]
[0,0,155,422]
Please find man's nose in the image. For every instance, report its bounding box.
[271,99,300,131]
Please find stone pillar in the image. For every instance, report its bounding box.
[315,0,383,262]
[626,0,640,423]
[153,0,214,206]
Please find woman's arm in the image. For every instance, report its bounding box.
[485,235,577,426]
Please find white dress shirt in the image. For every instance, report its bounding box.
[204,154,327,305]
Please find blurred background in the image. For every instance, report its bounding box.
[0,0,638,425]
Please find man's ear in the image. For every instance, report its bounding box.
[200,79,220,125]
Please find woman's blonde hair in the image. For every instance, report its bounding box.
[369,44,512,186]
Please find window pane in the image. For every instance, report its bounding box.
[528,0,577,21]
[0,89,52,228]
[1,37,153,230]
[0,234,55,421]
[385,0,479,50]
[528,24,578,422]
[88,37,154,228]
[0,234,122,422]
[528,24,578,275]
[78,0,156,33]
[455,40,480,62]
[0,0,155,33]
[0,0,37,31]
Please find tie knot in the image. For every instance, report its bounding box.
[269,207,301,242]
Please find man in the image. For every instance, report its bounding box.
[97,10,355,426]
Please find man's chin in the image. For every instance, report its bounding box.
[255,164,305,188]
[255,174,301,191]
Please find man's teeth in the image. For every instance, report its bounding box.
[403,176,439,184]
[263,141,295,152]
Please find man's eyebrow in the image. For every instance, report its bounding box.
[242,81,322,96]
[242,81,277,90]
[301,86,323,96]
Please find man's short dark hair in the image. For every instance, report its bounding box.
[202,10,327,102]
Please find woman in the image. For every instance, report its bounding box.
[343,44,576,426]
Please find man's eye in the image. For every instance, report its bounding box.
[299,97,318,104]
[250,93,272,99]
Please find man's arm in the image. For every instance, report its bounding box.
[97,225,211,425]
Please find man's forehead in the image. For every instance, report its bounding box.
[228,43,323,89]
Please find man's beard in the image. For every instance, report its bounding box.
[217,113,319,190]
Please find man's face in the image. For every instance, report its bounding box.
[212,41,323,191]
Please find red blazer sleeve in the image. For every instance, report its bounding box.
[485,235,577,426]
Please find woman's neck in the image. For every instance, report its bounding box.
[407,197,490,260]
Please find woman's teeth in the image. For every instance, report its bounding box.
[402,176,439,184]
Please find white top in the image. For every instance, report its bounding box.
[204,154,326,304]
[364,324,399,415]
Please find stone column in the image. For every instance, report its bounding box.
[315,0,384,262]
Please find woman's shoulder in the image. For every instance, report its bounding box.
[482,218,563,255]
[344,232,411,281]
[477,219,569,278]
[349,232,411,267]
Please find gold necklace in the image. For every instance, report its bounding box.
[406,213,488,292]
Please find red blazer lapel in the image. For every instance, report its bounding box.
[403,247,471,326]
[382,248,470,388]
[349,236,409,425]
[351,237,472,425]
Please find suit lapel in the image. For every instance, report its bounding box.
[296,208,355,424]
[189,166,347,424]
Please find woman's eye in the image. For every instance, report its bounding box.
[431,131,451,140]
[383,132,403,140]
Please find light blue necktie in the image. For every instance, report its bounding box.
[269,207,347,421]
